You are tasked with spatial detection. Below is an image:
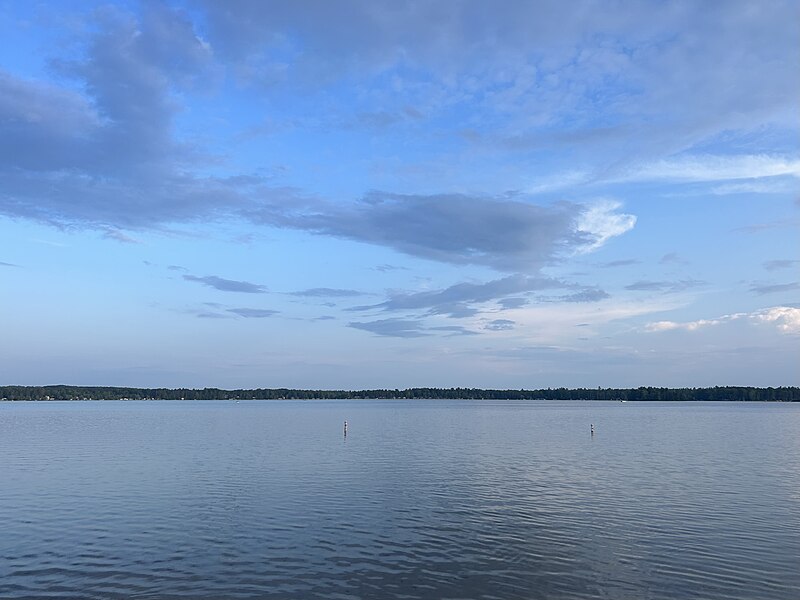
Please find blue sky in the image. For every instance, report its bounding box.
[1,0,798,389]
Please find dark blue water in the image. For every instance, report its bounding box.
[1,400,798,599]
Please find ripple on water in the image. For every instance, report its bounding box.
[1,400,799,599]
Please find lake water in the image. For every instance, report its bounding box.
[1,400,798,599]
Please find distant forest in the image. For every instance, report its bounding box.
[1,385,798,402]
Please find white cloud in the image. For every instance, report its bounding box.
[755,306,800,334]
[645,307,800,335]
[574,200,637,253]
[712,179,799,195]
[628,154,800,183]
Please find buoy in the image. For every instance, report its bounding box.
[344,420,348,436]
[590,423,595,435]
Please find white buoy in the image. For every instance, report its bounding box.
[590,423,595,435]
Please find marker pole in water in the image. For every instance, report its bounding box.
[590,423,594,435]
[344,420,348,437]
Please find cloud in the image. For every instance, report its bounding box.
[290,288,366,298]
[485,319,515,331]
[227,308,278,318]
[373,264,408,272]
[103,229,140,244]
[168,265,189,272]
[183,275,267,293]
[646,306,800,335]
[429,325,480,336]
[0,261,19,268]
[598,259,639,268]
[660,253,689,265]
[574,201,636,254]
[735,219,800,234]
[625,279,706,292]
[348,318,429,338]
[750,282,800,295]
[0,7,253,230]
[712,179,799,195]
[763,260,800,271]
[254,192,633,272]
[0,5,643,273]
[645,318,732,333]
[356,274,569,318]
[348,318,479,338]
[498,297,528,309]
[561,289,610,303]
[627,155,800,183]
[754,307,800,334]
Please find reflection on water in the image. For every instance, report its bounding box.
[1,400,799,599]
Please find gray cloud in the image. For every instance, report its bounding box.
[356,274,568,318]
[373,264,408,272]
[750,282,800,295]
[625,279,706,292]
[0,7,254,230]
[485,319,515,331]
[183,275,267,293]
[660,253,689,265]
[196,0,797,167]
[598,259,640,268]
[103,229,140,244]
[561,289,610,303]
[0,4,637,274]
[763,260,800,272]
[348,318,429,338]
[252,191,611,272]
[498,297,528,309]
[168,265,189,272]
[429,325,479,336]
[0,261,19,268]
[348,318,479,338]
[227,308,278,318]
[290,288,366,298]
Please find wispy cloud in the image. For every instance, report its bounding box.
[183,275,267,293]
[763,260,800,272]
[485,319,515,331]
[227,308,278,318]
[561,289,610,303]
[598,259,639,268]
[750,282,800,295]
[0,261,19,267]
[356,275,569,318]
[373,264,408,272]
[348,318,430,338]
[625,279,705,292]
[624,155,800,183]
[660,253,688,265]
[348,317,479,338]
[289,288,366,298]
[102,229,140,244]
[574,200,636,254]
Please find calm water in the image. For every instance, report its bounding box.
[1,400,799,599]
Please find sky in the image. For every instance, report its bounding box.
[1,0,798,389]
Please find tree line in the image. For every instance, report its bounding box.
[0,385,797,402]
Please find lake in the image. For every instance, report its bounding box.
[1,400,798,599]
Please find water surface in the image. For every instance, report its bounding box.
[1,400,798,599]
